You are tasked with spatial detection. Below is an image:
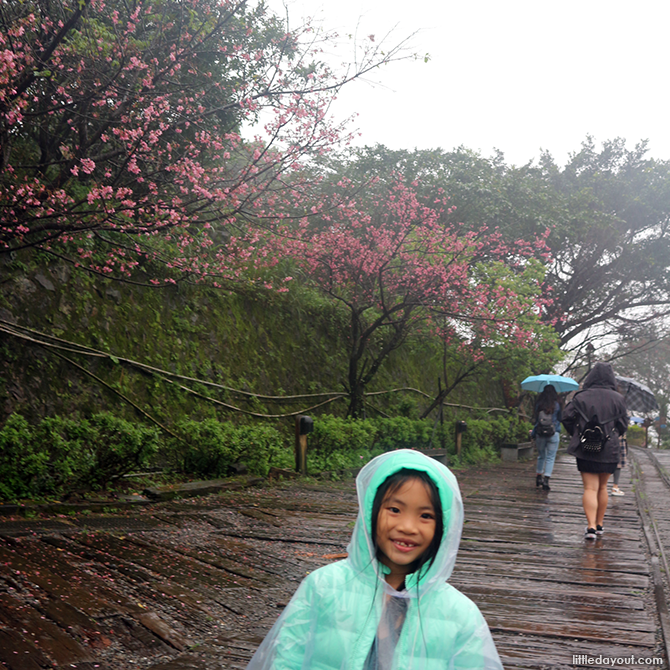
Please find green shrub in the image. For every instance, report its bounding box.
[307,415,378,472]
[0,414,45,499]
[33,416,95,494]
[0,408,532,500]
[85,413,160,489]
[170,419,237,477]
[451,414,532,467]
[0,412,160,500]
[233,424,285,476]
[371,417,433,452]
[169,419,284,477]
[306,415,447,472]
[304,413,520,472]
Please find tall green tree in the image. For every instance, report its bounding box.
[539,139,670,358]
[341,140,670,370]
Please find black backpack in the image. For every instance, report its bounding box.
[536,409,555,437]
[575,405,609,453]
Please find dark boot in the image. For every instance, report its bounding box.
[542,476,551,491]
[536,473,543,487]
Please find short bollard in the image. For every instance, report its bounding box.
[295,415,314,475]
[455,420,467,457]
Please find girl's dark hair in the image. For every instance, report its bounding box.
[370,468,444,579]
[538,384,558,413]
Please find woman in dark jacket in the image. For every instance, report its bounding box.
[562,362,627,540]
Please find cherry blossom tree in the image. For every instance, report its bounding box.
[0,0,407,286]
[277,178,554,417]
[346,141,670,365]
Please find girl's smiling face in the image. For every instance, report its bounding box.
[375,477,437,586]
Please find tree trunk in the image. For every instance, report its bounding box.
[347,387,366,419]
[347,355,366,418]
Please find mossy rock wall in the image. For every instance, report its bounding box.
[0,255,454,429]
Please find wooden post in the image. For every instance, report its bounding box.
[454,420,467,457]
[295,416,308,475]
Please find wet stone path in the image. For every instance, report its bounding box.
[0,452,664,670]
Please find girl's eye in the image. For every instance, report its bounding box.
[421,512,435,520]
[388,506,400,514]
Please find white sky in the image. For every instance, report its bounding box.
[266,0,670,167]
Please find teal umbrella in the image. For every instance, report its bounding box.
[521,374,579,393]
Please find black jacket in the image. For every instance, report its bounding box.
[562,362,628,462]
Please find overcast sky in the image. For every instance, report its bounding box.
[266,0,670,167]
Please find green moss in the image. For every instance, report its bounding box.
[1,251,546,458]
[1,255,443,428]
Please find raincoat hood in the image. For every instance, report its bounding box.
[583,362,617,391]
[347,449,464,597]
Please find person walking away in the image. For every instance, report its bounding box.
[562,362,627,540]
[245,449,502,670]
[611,431,628,496]
[532,384,562,491]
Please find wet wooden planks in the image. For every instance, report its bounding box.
[0,484,357,669]
[630,447,670,658]
[151,455,664,668]
[453,453,662,667]
[636,448,670,555]
[0,459,666,668]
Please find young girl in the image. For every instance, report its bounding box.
[246,449,502,670]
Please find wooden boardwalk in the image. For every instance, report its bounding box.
[0,451,666,669]
[455,452,662,669]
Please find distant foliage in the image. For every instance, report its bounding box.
[455,416,532,466]
[304,414,528,472]
[626,425,646,447]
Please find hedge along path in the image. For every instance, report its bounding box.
[0,455,663,669]
[0,318,517,420]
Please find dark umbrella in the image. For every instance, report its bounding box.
[615,376,660,415]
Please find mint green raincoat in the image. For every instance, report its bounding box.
[246,449,502,670]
